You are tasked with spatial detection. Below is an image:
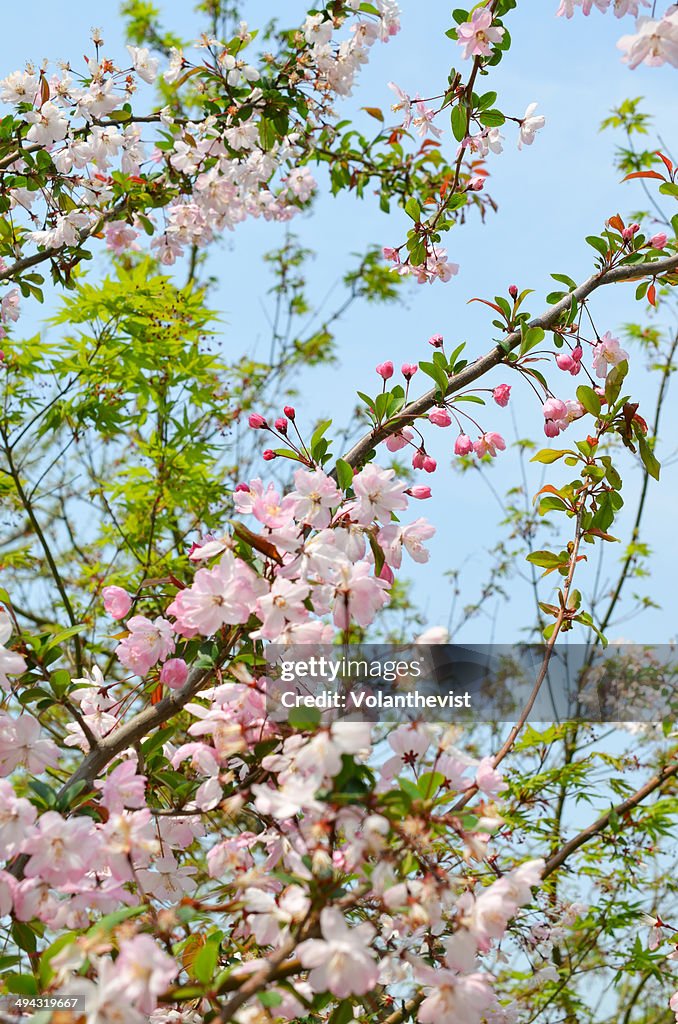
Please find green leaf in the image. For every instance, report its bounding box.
[404,197,421,221]
[526,550,563,569]
[329,1001,355,1024]
[193,937,221,985]
[418,360,448,397]
[638,436,660,480]
[530,449,571,464]
[288,705,321,730]
[605,360,628,405]
[586,235,609,258]
[451,103,467,143]
[576,385,601,417]
[335,458,354,492]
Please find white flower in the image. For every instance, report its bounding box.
[618,13,678,69]
[518,102,545,149]
[127,45,160,84]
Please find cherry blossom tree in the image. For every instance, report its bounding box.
[1,3,678,1024]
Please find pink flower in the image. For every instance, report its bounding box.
[473,432,506,458]
[114,935,178,1014]
[351,464,409,524]
[160,658,189,689]
[376,360,394,379]
[297,908,378,997]
[251,483,296,530]
[0,779,37,855]
[429,408,452,427]
[650,232,668,248]
[407,485,432,499]
[248,413,267,428]
[116,615,175,677]
[618,14,678,69]
[254,578,310,640]
[543,397,569,437]
[475,756,508,797]
[456,8,505,60]
[22,811,97,886]
[0,714,59,776]
[592,332,629,378]
[378,518,436,568]
[428,334,444,348]
[291,467,341,528]
[492,384,511,407]
[105,221,139,253]
[418,969,494,1024]
[387,81,411,128]
[167,551,268,637]
[274,416,288,432]
[382,246,400,263]
[454,433,474,456]
[95,759,147,813]
[102,585,132,620]
[412,449,436,472]
[385,427,414,452]
[0,610,26,688]
[401,362,418,379]
[333,563,389,629]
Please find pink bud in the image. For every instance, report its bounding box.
[544,420,561,438]
[508,285,518,300]
[376,361,394,380]
[556,353,575,372]
[401,363,418,379]
[650,232,667,249]
[412,449,425,470]
[407,485,432,499]
[492,384,511,407]
[283,405,296,420]
[468,176,485,191]
[422,455,437,473]
[102,585,132,621]
[248,413,267,429]
[262,449,276,461]
[274,417,288,433]
[454,433,473,456]
[429,407,451,427]
[378,561,394,585]
[622,223,640,241]
[572,345,583,362]
[234,482,250,492]
[428,334,444,348]
[160,658,189,689]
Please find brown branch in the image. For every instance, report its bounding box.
[337,253,678,472]
[543,759,678,879]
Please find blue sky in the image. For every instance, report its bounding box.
[4,2,678,643]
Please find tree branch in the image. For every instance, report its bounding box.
[338,254,678,471]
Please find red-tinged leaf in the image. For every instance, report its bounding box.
[419,139,441,151]
[387,129,404,145]
[608,214,625,232]
[622,170,666,182]
[362,106,384,122]
[231,521,283,565]
[533,484,571,506]
[468,297,505,316]
[586,527,619,542]
[655,150,673,176]
[40,75,50,106]
[151,683,164,705]
[648,283,657,307]
[140,576,173,588]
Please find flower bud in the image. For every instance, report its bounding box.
[429,407,452,427]
[160,658,189,689]
[262,449,276,461]
[283,405,296,419]
[376,360,394,380]
[492,384,511,407]
[407,485,432,499]
[650,232,667,249]
[248,413,267,429]
[274,417,288,433]
[102,586,132,621]
[428,334,444,348]
[508,285,518,300]
[454,433,473,456]
[401,362,419,379]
